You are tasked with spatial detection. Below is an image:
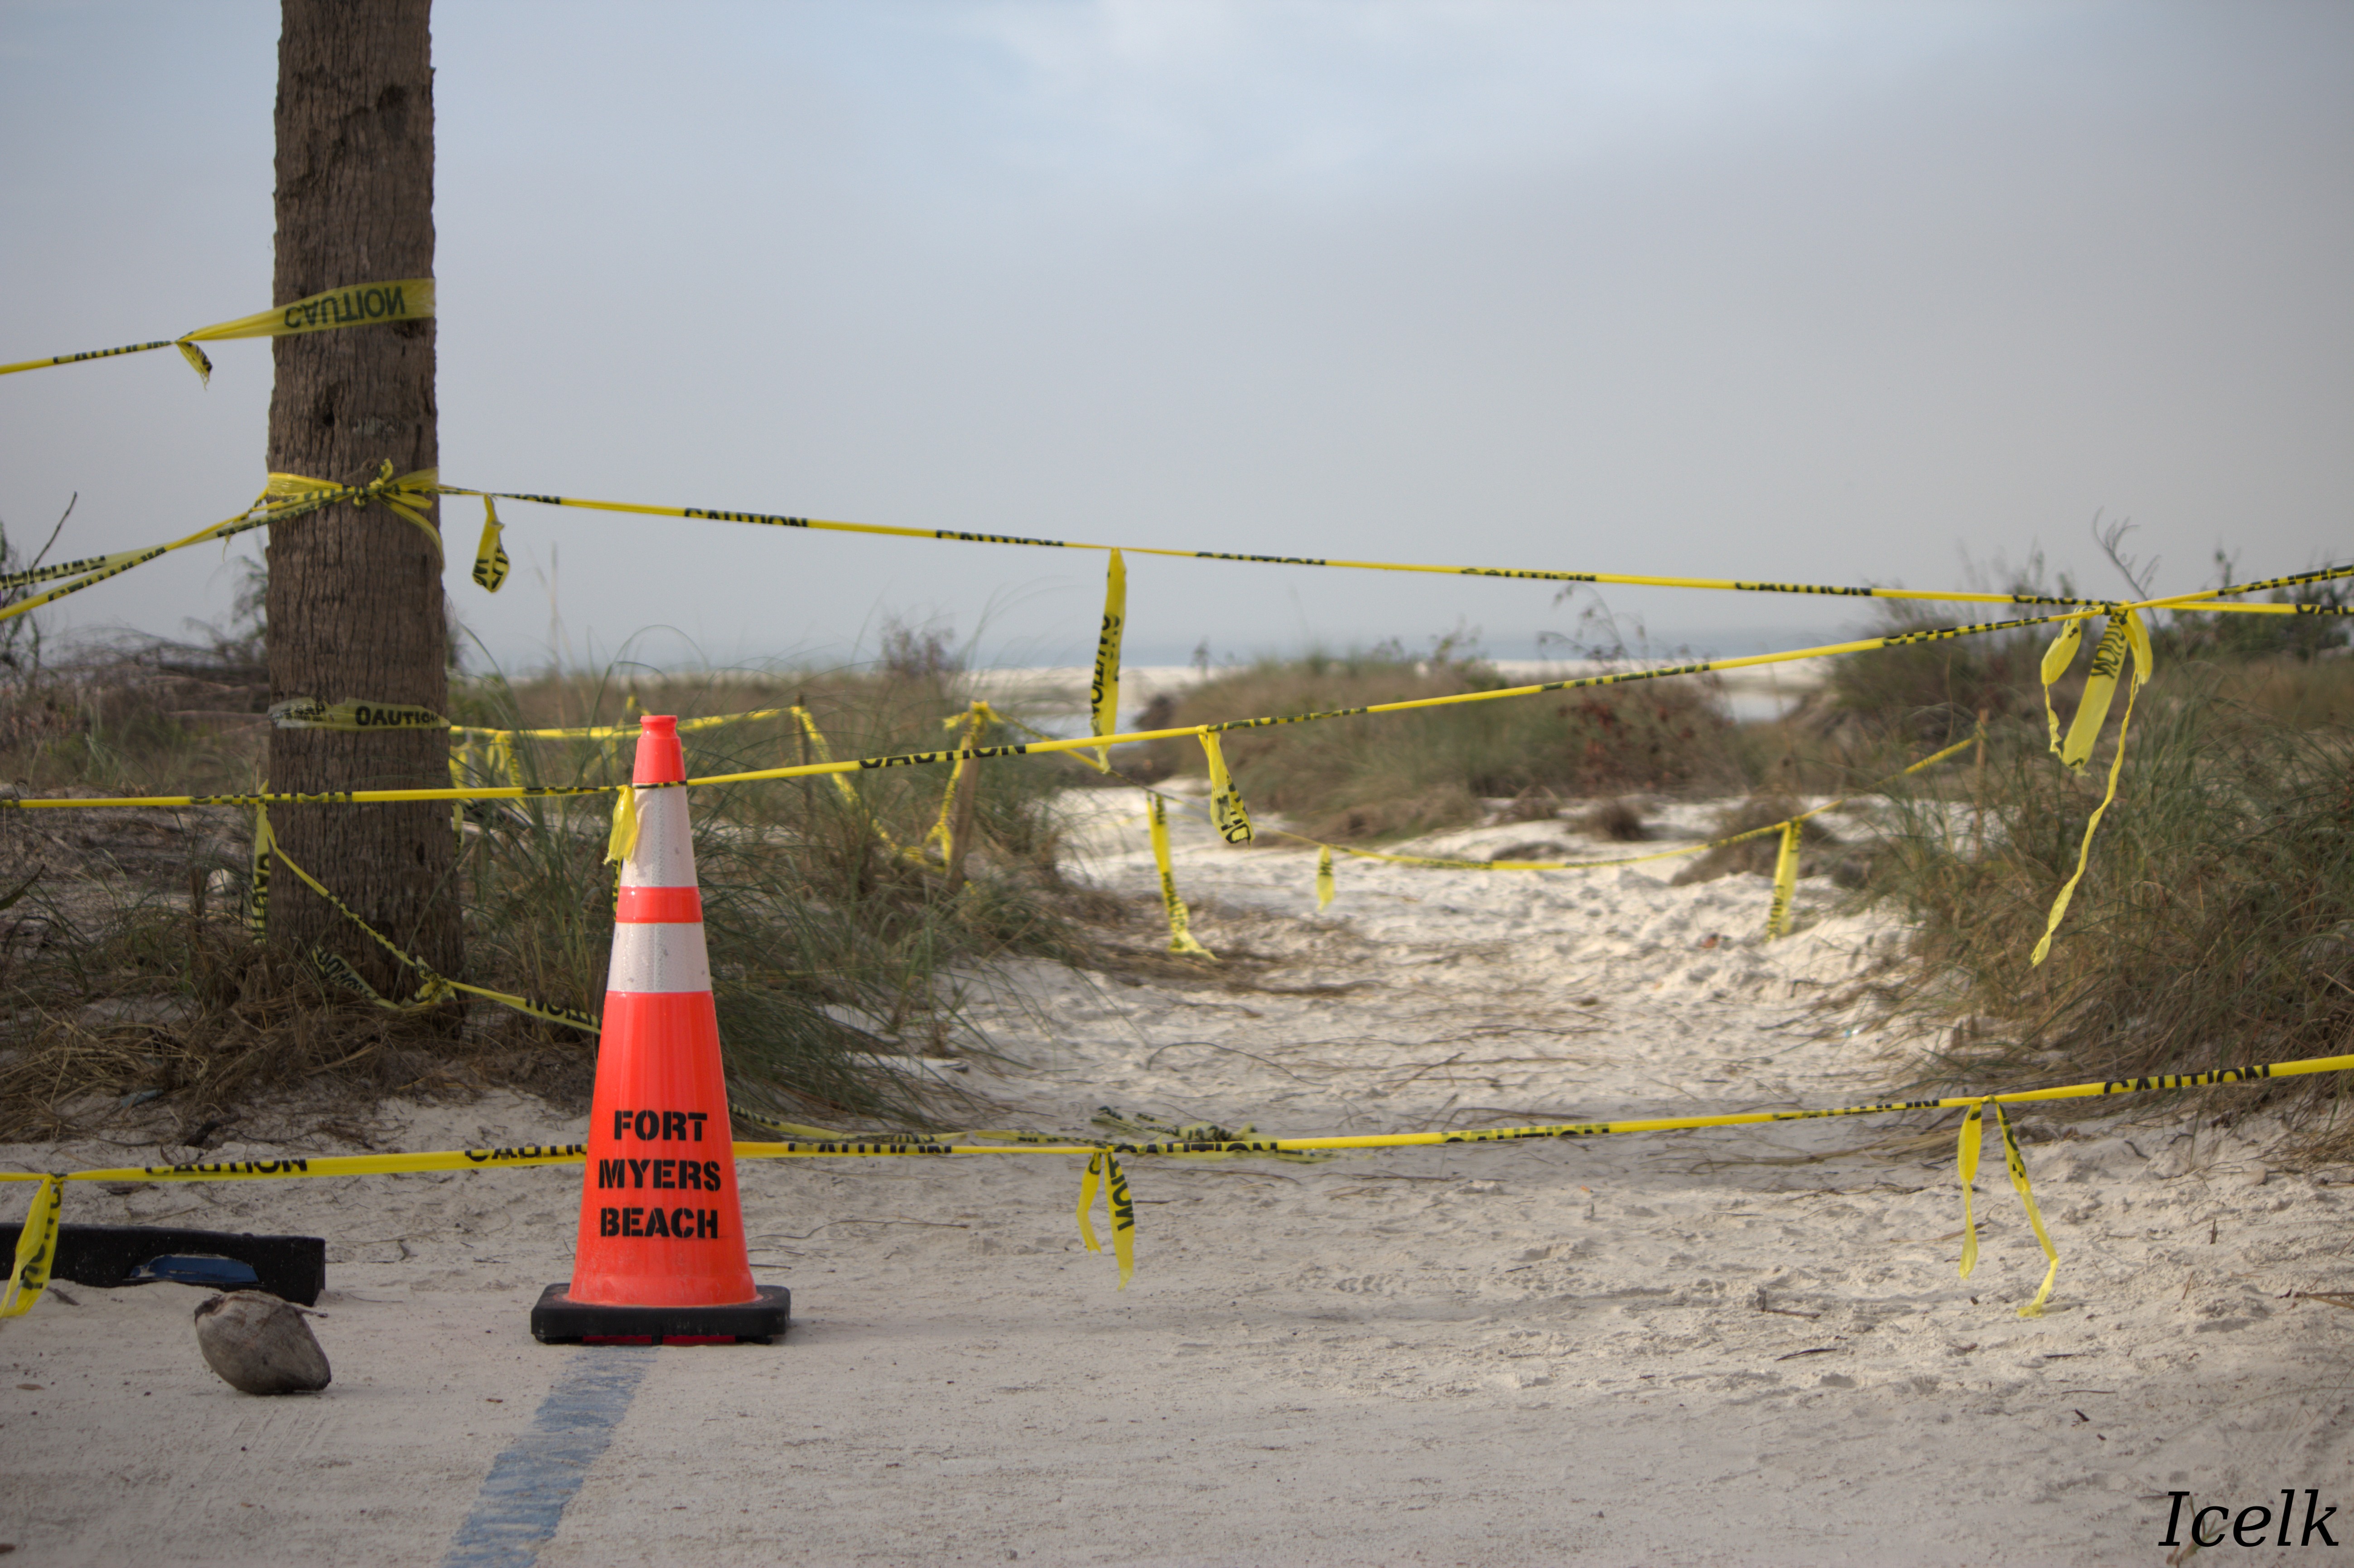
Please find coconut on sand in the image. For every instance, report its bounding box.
[192,1291,332,1395]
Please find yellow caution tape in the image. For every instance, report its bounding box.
[4,1145,593,1184]
[1149,795,1214,957]
[1995,1102,2060,1317]
[265,464,442,561]
[311,945,415,1009]
[1090,550,1125,770]
[927,705,989,856]
[473,497,510,592]
[0,543,186,596]
[1106,733,1973,915]
[1052,1055,2354,1150]
[1955,1100,1984,1281]
[0,278,434,383]
[2031,610,2153,967]
[2055,612,2149,773]
[1199,733,1253,845]
[1765,820,1801,939]
[0,462,437,628]
[2031,678,2141,968]
[447,745,468,839]
[604,784,641,868]
[5,1052,2345,1316]
[1954,1098,2065,1316]
[738,1105,1322,1165]
[678,607,2105,800]
[450,707,795,743]
[8,779,627,811]
[452,483,2354,612]
[1075,1150,1137,1289]
[21,685,1976,954]
[674,708,785,734]
[791,707,927,867]
[2038,620,2084,754]
[2127,563,2354,617]
[247,802,274,940]
[0,612,2035,810]
[0,1175,63,1318]
[3,458,2338,661]
[0,594,2262,963]
[269,697,449,732]
[183,279,435,358]
[265,838,600,1035]
[791,707,859,807]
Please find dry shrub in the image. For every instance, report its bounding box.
[1134,646,1736,842]
[1818,604,2051,747]
[0,888,577,1145]
[1500,785,1565,822]
[1865,664,2354,1156]
[0,637,1097,1141]
[1573,797,1650,841]
[0,641,268,798]
[2210,656,2354,730]
[1670,795,1840,884]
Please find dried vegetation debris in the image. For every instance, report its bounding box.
[0,646,1107,1143]
[1669,795,1842,886]
[1133,646,1738,844]
[3,588,2350,1165]
[1860,662,2354,1161]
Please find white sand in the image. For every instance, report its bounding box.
[3,793,2350,1565]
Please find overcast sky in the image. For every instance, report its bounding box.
[2,1,2348,676]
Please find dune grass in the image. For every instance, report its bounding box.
[5,580,2349,1154]
[0,638,1096,1142]
[1862,654,2354,1150]
[1781,568,2354,1145]
[1115,610,2354,1154]
[1129,645,1743,842]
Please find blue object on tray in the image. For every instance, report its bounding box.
[126,1254,263,1289]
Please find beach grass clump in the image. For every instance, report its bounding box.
[454,661,1094,1128]
[1132,645,1738,842]
[1865,657,2354,1150]
[1571,797,1650,842]
[1669,794,1841,884]
[0,639,1093,1141]
[1819,602,2053,747]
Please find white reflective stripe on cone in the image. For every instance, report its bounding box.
[619,786,698,890]
[606,922,714,994]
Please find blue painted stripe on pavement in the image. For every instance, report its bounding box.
[442,1347,652,1568]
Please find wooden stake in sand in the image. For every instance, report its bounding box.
[193,1291,332,1395]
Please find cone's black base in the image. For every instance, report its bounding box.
[529,1282,790,1345]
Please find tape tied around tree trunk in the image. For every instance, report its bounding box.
[269,697,449,731]
[0,277,434,382]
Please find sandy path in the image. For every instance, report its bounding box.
[3,794,2350,1565]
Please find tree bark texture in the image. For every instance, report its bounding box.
[266,0,458,994]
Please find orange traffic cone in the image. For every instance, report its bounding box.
[531,715,790,1344]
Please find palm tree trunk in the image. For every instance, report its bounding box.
[265,0,459,996]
